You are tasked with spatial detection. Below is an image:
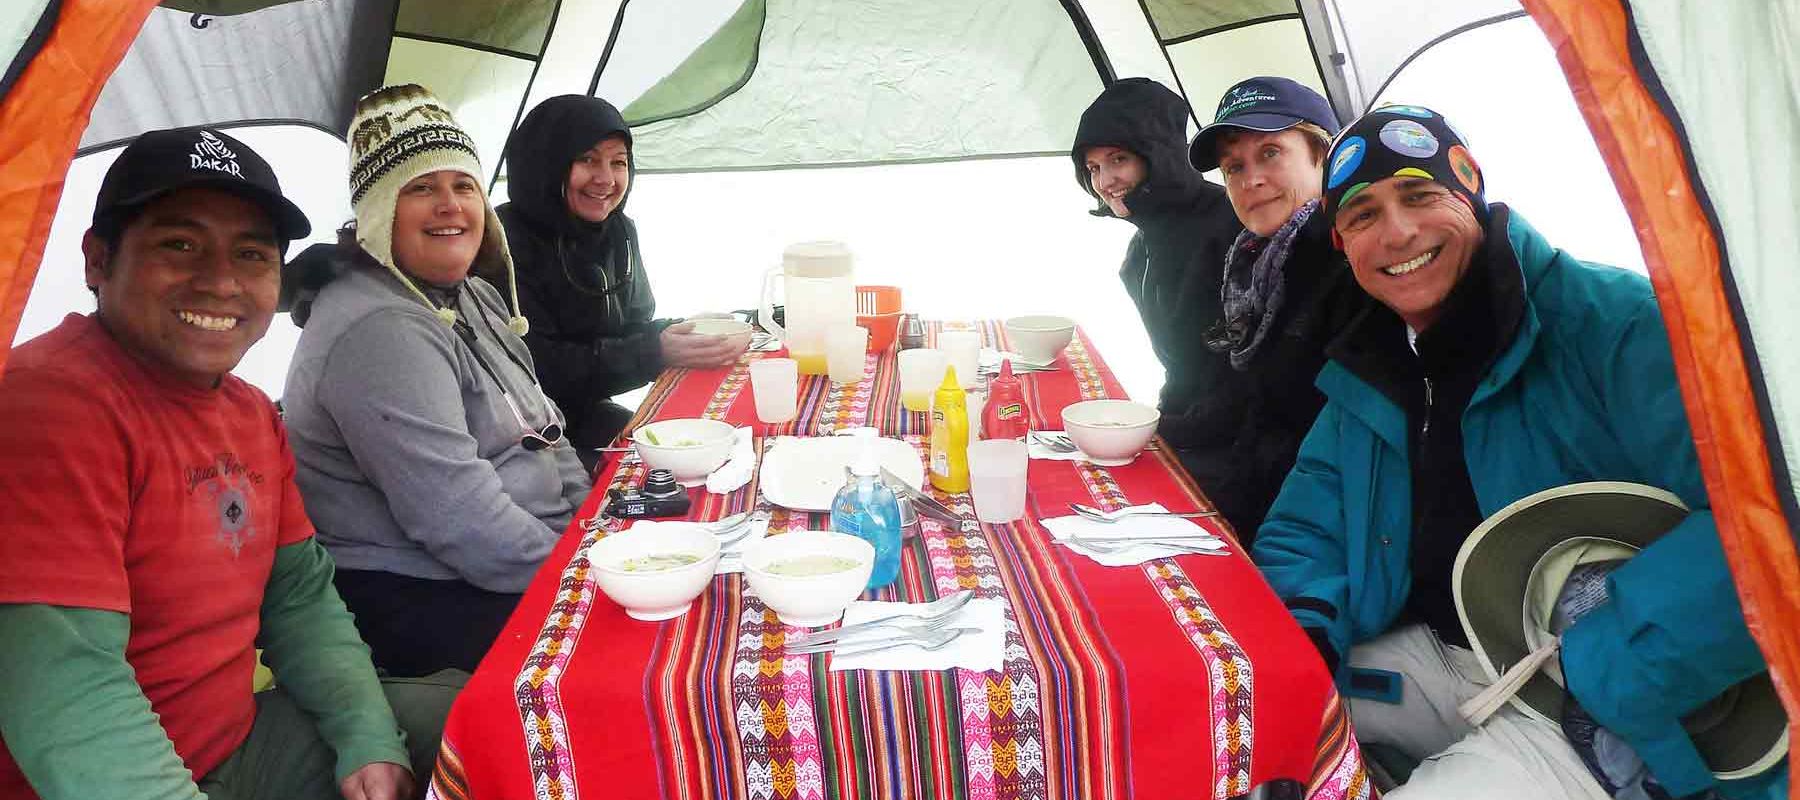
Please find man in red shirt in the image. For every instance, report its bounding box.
[0,128,447,799]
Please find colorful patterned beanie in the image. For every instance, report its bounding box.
[1321,104,1485,227]
[347,83,527,333]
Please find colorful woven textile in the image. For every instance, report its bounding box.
[430,323,1371,800]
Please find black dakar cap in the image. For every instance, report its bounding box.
[93,127,311,243]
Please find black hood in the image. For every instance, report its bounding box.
[504,94,635,238]
[1070,77,1211,222]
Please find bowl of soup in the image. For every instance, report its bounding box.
[1061,399,1160,466]
[741,531,874,627]
[631,418,738,484]
[588,522,723,620]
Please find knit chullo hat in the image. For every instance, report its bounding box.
[347,83,527,333]
[1321,103,1485,229]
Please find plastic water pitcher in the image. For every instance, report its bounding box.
[760,241,856,375]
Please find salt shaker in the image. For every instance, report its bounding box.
[897,313,926,350]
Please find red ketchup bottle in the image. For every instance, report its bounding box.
[981,359,1032,441]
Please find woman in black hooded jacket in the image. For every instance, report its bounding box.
[495,95,747,461]
[1069,78,1256,534]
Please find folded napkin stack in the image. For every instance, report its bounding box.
[828,598,1007,673]
[1040,503,1229,566]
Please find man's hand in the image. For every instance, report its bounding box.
[339,761,414,800]
[660,321,751,368]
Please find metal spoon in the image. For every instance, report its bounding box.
[1068,503,1220,523]
[785,590,975,647]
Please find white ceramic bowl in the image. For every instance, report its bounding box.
[631,418,737,484]
[688,318,754,337]
[741,531,875,627]
[587,522,723,621]
[1061,399,1160,466]
[1003,315,1076,364]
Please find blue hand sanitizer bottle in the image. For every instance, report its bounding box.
[830,433,903,590]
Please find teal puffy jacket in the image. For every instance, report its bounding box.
[1252,208,1782,798]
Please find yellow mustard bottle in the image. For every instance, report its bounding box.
[928,366,970,493]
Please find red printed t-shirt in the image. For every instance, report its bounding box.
[0,314,314,793]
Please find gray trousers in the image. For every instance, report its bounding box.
[197,670,467,800]
[1346,624,1610,800]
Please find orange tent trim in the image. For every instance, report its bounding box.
[1523,0,1800,784]
[0,0,161,375]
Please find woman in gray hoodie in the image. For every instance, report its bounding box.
[283,85,592,676]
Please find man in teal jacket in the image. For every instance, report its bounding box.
[1251,106,1783,798]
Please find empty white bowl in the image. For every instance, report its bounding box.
[1003,315,1076,365]
[688,318,754,337]
[631,418,737,484]
[741,531,875,627]
[1061,399,1160,466]
[588,522,723,620]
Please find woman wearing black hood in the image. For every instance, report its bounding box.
[496,95,748,462]
[1069,78,1254,536]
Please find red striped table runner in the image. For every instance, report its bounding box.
[429,323,1371,800]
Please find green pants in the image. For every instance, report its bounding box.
[197,671,467,800]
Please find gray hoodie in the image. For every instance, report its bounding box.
[284,262,592,592]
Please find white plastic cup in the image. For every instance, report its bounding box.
[825,324,869,384]
[939,329,981,390]
[748,358,799,423]
[898,348,947,412]
[966,439,1028,523]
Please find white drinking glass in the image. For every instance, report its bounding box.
[966,439,1029,523]
[897,348,946,413]
[825,324,869,384]
[748,358,799,423]
[939,329,981,390]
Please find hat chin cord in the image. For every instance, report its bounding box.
[1459,637,1561,726]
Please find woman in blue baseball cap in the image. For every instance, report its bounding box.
[1189,76,1365,539]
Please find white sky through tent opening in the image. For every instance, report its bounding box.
[18,17,1646,403]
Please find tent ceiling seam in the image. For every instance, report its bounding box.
[1364,10,1527,110]
[1161,12,1300,47]
[1132,0,1195,125]
[1059,0,1116,85]
[621,4,764,129]
[75,117,345,158]
[586,0,633,96]
[392,30,536,62]
[489,0,564,189]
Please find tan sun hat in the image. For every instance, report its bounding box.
[1452,481,1787,782]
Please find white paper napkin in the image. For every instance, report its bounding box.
[706,427,757,494]
[980,347,1054,371]
[1040,503,1228,566]
[712,516,772,575]
[828,597,1006,672]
